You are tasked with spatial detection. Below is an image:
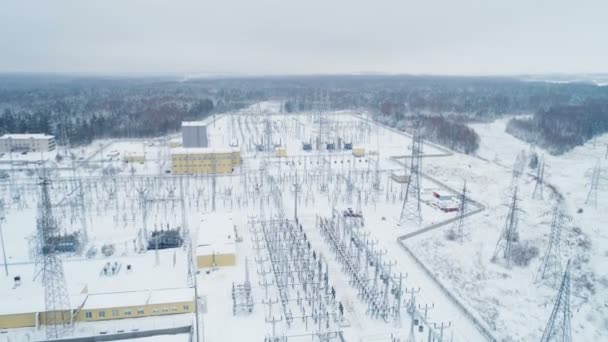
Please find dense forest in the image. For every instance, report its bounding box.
[0,74,607,151]
[506,100,608,154]
[374,113,480,154]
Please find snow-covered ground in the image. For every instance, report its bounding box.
[1,104,605,342]
[406,117,607,341]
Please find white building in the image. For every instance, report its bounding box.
[0,134,56,153]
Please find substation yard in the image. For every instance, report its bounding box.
[1,102,606,342]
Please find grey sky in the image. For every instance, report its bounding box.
[1,0,606,75]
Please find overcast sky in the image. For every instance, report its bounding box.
[1,0,606,75]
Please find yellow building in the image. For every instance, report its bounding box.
[0,253,196,330]
[75,288,194,323]
[169,138,182,148]
[171,147,241,174]
[196,247,236,268]
[352,147,366,157]
[123,152,146,164]
[0,312,38,329]
[196,213,237,268]
[275,148,287,158]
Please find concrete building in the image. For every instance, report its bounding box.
[75,288,194,323]
[196,213,237,268]
[169,138,182,148]
[275,148,287,158]
[170,147,241,174]
[123,152,146,164]
[352,147,366,157]
[0,252,195,330]
[181,122,208,148]
[0,134,56,153]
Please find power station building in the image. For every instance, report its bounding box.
[170,147,241,174]
[0,134,56,153]
[196,213,237,268]
[0,253,195,330]
[181,121,208,148]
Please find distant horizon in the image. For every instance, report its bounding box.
[2,1,607,77]
[1,71,607,79]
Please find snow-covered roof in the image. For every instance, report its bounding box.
[181,121,207,127]
[197,213,235,246]
[0,133,54,140]
[171,147,239,155]
[81,288,193,310]
[196,212,236,256]
[148,288,194,305]
[82,291,150,310]
[0,250,191,315]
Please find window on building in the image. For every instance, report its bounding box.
[85,311,92,319]
[183,304,190,311]
[171,307,177,312]
[112,309,119,317]
[98,311,106,318]
[137,308,144,315]
[162,307,169,313]
[124,309,132,316]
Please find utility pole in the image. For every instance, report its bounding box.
[0,214,7,277]
[540,260,572,342]
[532,155,545,200]
[293,172,301,221]
[38,177,72,339]
[447,181,468,242]
[585,161,601,209]
[399,121,423,226]
[492,185,522,268]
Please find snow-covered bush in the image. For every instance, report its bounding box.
[510,241,539,267]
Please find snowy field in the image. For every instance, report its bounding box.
[407,117,607,341]
[1,104,605,342]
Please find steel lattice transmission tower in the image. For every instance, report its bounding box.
[540,260,572,342]
[38,177,72,339]
[492,186,522,267]
[585,161,601,209]
[532,155,545,200]
[447,181,468,242]
[399,122,423,226]
[536,205,568,287]
[510,151,526,190]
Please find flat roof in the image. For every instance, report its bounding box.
[81,288,194,310]
[181,121,207,127]
[196,212,236,256]
[196,243,235,256]
[82,291,150,310]
[197,212,235,245]
[0,133,54,139]
[148,287,194,305]
[171,147,239,155]
[0,250,191,315]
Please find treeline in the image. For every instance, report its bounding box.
[506,100,608,154]
[2,74,608,149]
[0,98,214,146]
[375,113,480,154]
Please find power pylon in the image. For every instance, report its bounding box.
[38,178,72,339]
[399,122,423,226]
[492,186,522,267]
[532,156,545,200]
[447,181,468,242]
[585,161,601,208]
[510,151,526,190]
[540,260,572,342]
[536,205,568,287]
